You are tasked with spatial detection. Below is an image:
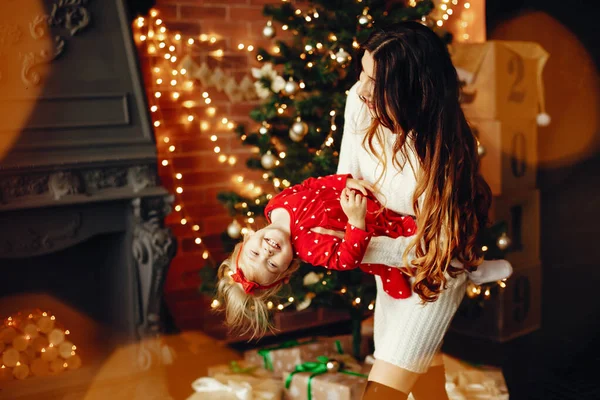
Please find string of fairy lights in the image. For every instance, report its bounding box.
[133,0,504,313]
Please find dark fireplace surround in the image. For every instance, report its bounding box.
[0,0,175,370]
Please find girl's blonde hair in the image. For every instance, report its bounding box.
[360,22,492,303]
[216,240,300,338]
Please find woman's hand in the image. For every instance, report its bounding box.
[346,178,375,195]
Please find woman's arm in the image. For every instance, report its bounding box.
[363,235,417,266]
[337,82,362,178]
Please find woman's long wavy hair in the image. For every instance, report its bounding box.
[359,21,492,302]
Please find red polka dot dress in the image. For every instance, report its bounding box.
[264,173,417,299]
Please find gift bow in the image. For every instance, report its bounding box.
[190,377,278,400]
[229,361,258,375]
[285,356,367,400]
[191,377,252,400]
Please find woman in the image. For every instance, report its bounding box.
[316,21,494,399]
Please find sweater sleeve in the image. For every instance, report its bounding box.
[296,174,351,193]
[337,82,362,178]
[299,223,372,270]
[362,235,417,267]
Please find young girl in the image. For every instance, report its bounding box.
[217,173,511,337]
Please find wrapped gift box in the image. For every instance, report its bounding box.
[244,335,367,375]
[284,369,367,400]
[450,264,541,342]
[208,360,278,380]
[471,118,538,196]
[451,41,549,121]
[188,374,283,400]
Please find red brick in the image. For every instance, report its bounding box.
[156,4,178,19]
[228,6,265,22]
[179,5,227,21]
[249,0,278,5]
[162,21,202,36]
[199,21,250,40]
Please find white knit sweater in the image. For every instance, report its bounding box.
[337,82,467,373]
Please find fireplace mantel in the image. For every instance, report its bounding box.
[0,0,175,361]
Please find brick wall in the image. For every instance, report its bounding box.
[136,0,290,330]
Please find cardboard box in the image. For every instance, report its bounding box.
[451,40,549,121]
[472,118,538,196]
[489,190,541,266]
[450,264,541,342]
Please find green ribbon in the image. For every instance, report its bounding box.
[285,356,368,400]
[229,361,257,375]
[256,339,301,371]
[334,339,344,354]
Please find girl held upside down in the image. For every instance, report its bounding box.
[216,173,512,337]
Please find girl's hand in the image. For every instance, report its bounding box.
[340,188,367,230]
[346,178,375,196]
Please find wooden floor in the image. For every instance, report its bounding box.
[0,331,240,400]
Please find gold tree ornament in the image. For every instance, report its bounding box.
[496,232,511,250]
[261,151,277,170]
[283,77,299,95]
[262,20,276,38]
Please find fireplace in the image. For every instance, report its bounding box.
[0,0,175,394]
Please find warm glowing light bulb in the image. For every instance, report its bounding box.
[175,33,181,41]
[172,92,180,99]
[238,43,245,50]
[154,121,161,127]
[168,145,175,152]
[175,205,182,211]
[464,2,471,8]
[193,225,200,231]
[163,137,170,143]
[150,9,158,17]
[195,238,202,244]
[247,45,254,51]
[188,38,194,45]
[176,187,183,194]
[161,160,168,166]
[187,115,194,122]
[180,218,187,225]
[214,146,221,153]
[155,92,162,98]
[151,105,158,112]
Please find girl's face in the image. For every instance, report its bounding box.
[357,50,376,111]
[240,226,294,285]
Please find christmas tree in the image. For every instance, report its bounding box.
[201,0,510,356]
